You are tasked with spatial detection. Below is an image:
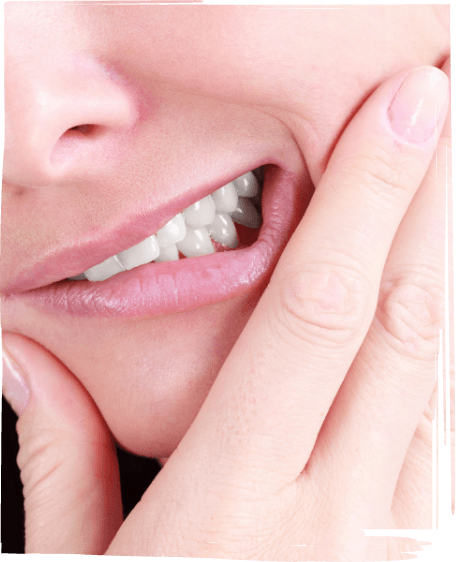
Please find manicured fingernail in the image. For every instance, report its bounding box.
[2,346,30,416]
[388,66,449,144]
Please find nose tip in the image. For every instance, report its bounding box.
[3,60,137,189]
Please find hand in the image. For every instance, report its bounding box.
[2,60,451,560]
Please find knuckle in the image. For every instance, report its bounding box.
[377,272,444,360]
[275,265,369,346]
[343,142,414,198]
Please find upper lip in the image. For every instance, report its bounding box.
[2,161,273,294]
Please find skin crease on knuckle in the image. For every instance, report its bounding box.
[333,142,416,205]
[376,276,444,362]
[1,4,450,471]
[275,267,370,348]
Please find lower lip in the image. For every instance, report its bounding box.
[10,168,305,318]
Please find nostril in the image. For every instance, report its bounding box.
[67,124,95,135]
[51,124,100,168]
[57,123,99,147]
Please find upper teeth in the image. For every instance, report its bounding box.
[69,170,262,282]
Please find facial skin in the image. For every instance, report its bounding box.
[2,4,450,458]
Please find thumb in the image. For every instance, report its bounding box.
[2,332,123,554]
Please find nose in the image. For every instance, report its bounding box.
[3,56,137,188]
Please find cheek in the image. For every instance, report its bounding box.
[2,292,258,456]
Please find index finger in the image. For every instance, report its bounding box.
[177,66,450,488]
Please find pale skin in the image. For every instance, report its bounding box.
[1,4,452,560]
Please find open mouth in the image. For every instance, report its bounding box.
[3,160,308,318]
[69,168,264,282]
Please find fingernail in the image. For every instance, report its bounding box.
[2,346,30,416]
[388,66,449,144]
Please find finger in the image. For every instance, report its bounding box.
[104,66,449,557]
[307,58,451,522]
[2,333,123,554]
[392,406,434,529]
[171,66,450,487]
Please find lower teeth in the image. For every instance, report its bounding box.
[70,168,263,282]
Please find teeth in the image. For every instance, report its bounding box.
[230,197,262,229]
[71,168,263,281]
[182,195,216,228]
[117,235,160,270]
[85,255,126,282]
[68,273,87,281]
[177,226,215,257]
[233,171,259,198]
[156,213,187,248]
[154,243,179,262]
[207,213,238,248]
[211,182,239,213]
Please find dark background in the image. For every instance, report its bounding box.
[1,396,162,553]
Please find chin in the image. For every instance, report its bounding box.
[2,276,266,458]
[2,158,312,458]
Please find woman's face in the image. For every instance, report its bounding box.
[2,4,449,457]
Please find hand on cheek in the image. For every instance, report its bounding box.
[2,61,450,558]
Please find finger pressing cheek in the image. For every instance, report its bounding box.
[309,59,451,527]
[160,66,449,498]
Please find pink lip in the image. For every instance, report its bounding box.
[3,165,308,318]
